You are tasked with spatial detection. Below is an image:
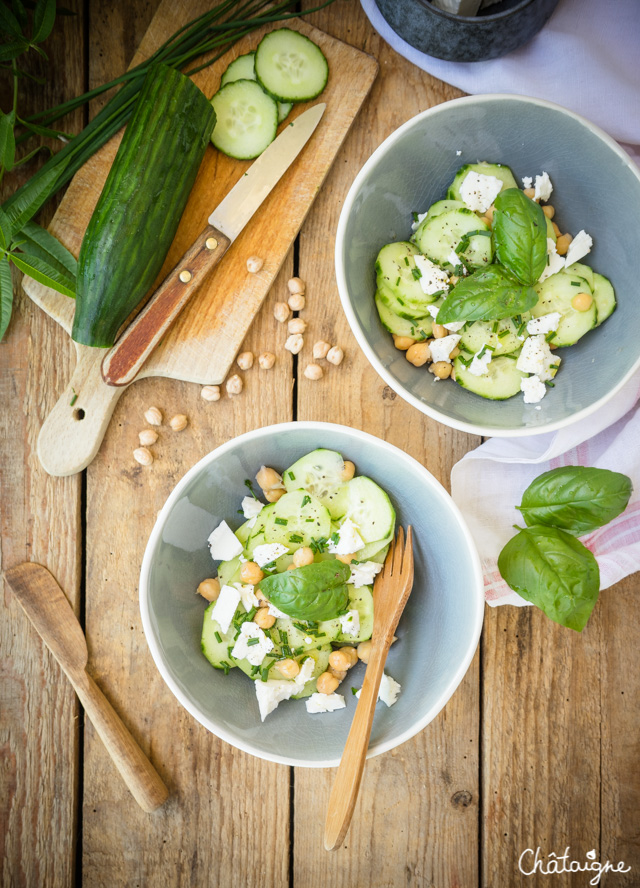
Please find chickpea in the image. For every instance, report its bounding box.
[225,374,243,396]
[287,277,306,296]
[341,646,358,668]
[328,666,347,681]
[293,546,314,568]
[201,384,221,401]
[329,648,355,672]
[286,563,296,570]
[240,561,264,584]
[542,204,555,219]
[138,429,158,446]
[406,341,431,366]
[197,578,220,601]
[336,553,355,564]
[288,317,307,335]
[556,233,573,256]
[479,215,491,226]
[572,291,593,312]
[274,302,292,323]
[258,352,276,370]
[450,346,461,359]
[341,460,355,482]
[326,346,344,366]
[430,361,452,379]
[432,323,447,339]
[357,640,372,664]
[312,340,331,360]
[246,256,264,273]
[393,335,415,351]
[316,671,340,695]
[450,366,457,381]
[255,588,269,607]
[265,488,285,503]
[277,658,300,679]
[484,204,495,222]
[288,293,306,312]
[284,333,304,355]
[133,447,153,466]
[236,351,254,371]
[552,221,562,237]
[303,363,323,381]
[169,414,188,431]
[254,607,276,629]
[256,465,283,491]
[523,187,536,200]
[144,406,162,426]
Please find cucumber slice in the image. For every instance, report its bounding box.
[291,646,332,698]
[275,615,342,652]
[336,586,374,644]
[218,556,242,587]
[201,602,238,670]
[334,477,396,545]
[254,28,328,102]
[460,317,523,356]
[263,490,331,549]
[564,261,594,292]
[356,535,393,562]
[424,199,466,223]
[375,241,438,313]
[376,279,435,322]
[592,272,616,326]
[244,503,277,555]
[375,292,432,338]
[454,353,527,400]
[283,449,349,519]
[447,162,518,202]
[546,216,557,243]
[412,208,493,270]
[210,79,278,160]
[235,519,254,546]
[532,273,597,347]
[277,101,293,123]
[220,51,292,125]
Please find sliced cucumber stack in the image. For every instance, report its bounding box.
[532,272,597,347]
[220,51,293,125]
[412,208,493,270]
[210,79,278,160]
[375,292,432,339]
[446,162,518,202]
[337,586,374,644]
[592,272,616,325]
[263,489,331,549]
[255,28,329,102]
[454,353,527,400]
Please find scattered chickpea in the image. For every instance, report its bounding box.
[225,374,243,396]
[336,552,355,564]
[326,346,344,366]
[341,646,358,668]
[432,323,447,339]
[240,561,264,584]
[523,187,536,200]
[255,588,269,607]
[341,460,355,482]
[197,578,220,601]
[312,340,331,360]
[274,302,292,324]
[236,351,254,371]
[254,607,276,630]
[542,205,555,219]
[288,293,306,312]
[316,671,340,695]
[286,563,296,570]
[357,640,372,664]
[169,414,188,432]
[144,406,162,426]
[479,215,491,226]
[405,341,431,367]
[328,666,347,681]
[265,488,285,503]
[288,317,307,335]
[133,447,153,466]
[393,335,415,351]
[277,658,300,679]
[556,233,573,256]
[485,204,495,222]
[552,221,562,237]
[284,333,304,355]
[258,352,276,370]
[450,366,457,381]
[293,547,314,568]
[138,429,158,446]
[429,361,452,379]
[572,291,593,312]
[256,466,283,491]
[287,277,306,296]
[303,363,323,381]
[450,346,461,359]
[246,256,264,274]
[201,385,221,401]
[329,649,354,673]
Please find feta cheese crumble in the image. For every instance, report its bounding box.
[267,600,288,619]
[534,172,553,202]
[516,335,556,381]
[414,255,450,296]
[564,229,593,267]
[411,211,428,232]
[254,656,315,722]
[429,334,461,364]
[468,346,493,377]
[426,304,465,332]
[526,312,561,335]
[459,171,503,213]
[208,520,243,561]
[252,542,289,567]
[521,375,547,404]
[241,496,263,527]
[210,584,240,633]
[231,621,274,666]
[234,582,259,613]
[538,238,565,283]
[521,176,533,189]
[349,560,383,589]
[328,518,365,555]
[305,693,346,714]
[355,673,401,707]
[339,609,360,638]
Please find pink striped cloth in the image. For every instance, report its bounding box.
[451,373,640,606]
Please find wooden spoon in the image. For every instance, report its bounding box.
[324,526,414,851]
[4,562,169,813]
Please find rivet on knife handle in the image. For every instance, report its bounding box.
[101,224,230,387]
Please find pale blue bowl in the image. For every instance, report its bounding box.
[336,94,640,437]
[140,422,483,767]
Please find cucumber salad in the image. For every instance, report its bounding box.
[197,450,402,721]
[375,162,616,404]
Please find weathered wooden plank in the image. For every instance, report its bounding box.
[0,2,85,885]
[292,4,480,884]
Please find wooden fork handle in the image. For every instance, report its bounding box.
[101,224,230,387]
[323,642,389,851]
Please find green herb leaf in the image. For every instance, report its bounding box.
[1,3,24,38]
[0,255,14,341]
[493,188,547,285]
[0,38,29,62]
[10,249,75,297]
[497,525,600,631]
[15,221,76,277]
[32,0,57,44]
[0,206,12,250]
[259,560,350,622]
[17,115,72,140]
[0,110,17,173]
[5,163,60,233]
[437,265,537,324]
[516,466,633,536]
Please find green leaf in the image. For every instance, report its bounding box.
[0,206,13,249]
[0,254,14,341]
[32,0,56,43]
[437,265,538,324]
[259,560,351,622]
[11,0,28,31]
[0,1,24,37]
[517,466,633,536]
[498,525,600,631]
[493,188,547,285]
[0,38,28,61]
[0,110,16,172]
[10,249,75,297]
[5,161,59,231]
[14,143,51,167]
[19,220,76,276]
[17,115,72,140]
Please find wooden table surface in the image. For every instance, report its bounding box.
[1,2,638,886]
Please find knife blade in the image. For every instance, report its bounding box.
[101,103,326,387]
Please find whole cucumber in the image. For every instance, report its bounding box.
[72,64,216,347]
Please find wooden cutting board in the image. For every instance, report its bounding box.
[22,0,378,477]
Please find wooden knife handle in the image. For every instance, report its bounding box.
[101,224,230,387]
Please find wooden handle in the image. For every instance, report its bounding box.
[101,224,231,387]
[324,640,389,851]
[37,344,127,477]
[71,670,169,813]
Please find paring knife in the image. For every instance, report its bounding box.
[101,103,326,387]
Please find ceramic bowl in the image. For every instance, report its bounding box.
[335,94,640,438]
[140,422,484,767]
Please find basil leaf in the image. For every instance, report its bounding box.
[259,560,350,622]
[498,525,600,631]
[10,250,75,298]
[493,188,547,285]
[437,265,537,324]
[517,466,633,536]
[0,255,14,341]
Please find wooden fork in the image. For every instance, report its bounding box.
[324,526,414,851]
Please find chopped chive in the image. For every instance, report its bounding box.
[70,388,78,406]
[260,666,270,681]
[221,662,230,675]
[404,256,409,266]
[244,479,257,499]
[247,637,260,647]
[250,664,260,676]
[429,289,444,298]
[330,531,340,545]
[549,363,560,370]
[293,622,308,633]
[288,471,295,480]
[301,495,311,508]
[351,687,358,696]
[545,380,555,387]
[214,631,222,643]
[545,331,557,342]
[412,211,419,222]
[411,267,422,280]
[492,321,499,333]
[498,329,510,339]
[316,632,326,638]
[274,517,288,526]
[570,281,581,286]
[227,646,234,657]
[517,322,527,337]
[289,533,303,543]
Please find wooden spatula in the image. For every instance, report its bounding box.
[4,562,169,813]
[324,526,414,851]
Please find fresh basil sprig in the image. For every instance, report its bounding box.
[498,525,600,632]
[517,467,633,536]
[259,560,350,622]
[436,264,537,325]
[493,188,547,286]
